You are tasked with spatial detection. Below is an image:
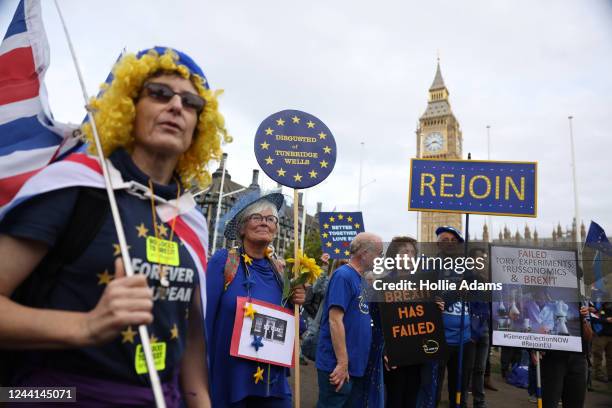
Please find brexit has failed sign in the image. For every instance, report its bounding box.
[319,212,365,259]
[377,286,448,366]
[409,159,537,217]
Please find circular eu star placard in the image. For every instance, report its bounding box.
[254,109,337,189]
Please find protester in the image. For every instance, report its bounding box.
[467,247,495,408]
[380,236,445,408]
[434,226,475,408]
[0,47,228,407]
[590,300,612,383]
[316,232,383,407]
[205,191,306,407]
[301,254,348,364]
[536,305,593,408]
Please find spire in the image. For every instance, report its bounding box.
[524,224,532,240]
[430,60,446,91]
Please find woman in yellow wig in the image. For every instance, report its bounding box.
[0,47,229,407]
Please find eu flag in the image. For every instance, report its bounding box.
[585,221,612,257]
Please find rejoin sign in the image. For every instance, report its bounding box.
[409,159,537,217]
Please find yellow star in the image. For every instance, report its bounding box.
[354,223,361,229]
[326,242,332,247]
[323,146,332,154]
[121,326,137,344]
[318,132,327,140]
[293,173,302,182]
[244,303,257,319]
[344,250,350,256]
[334,248,341,254]
[291,115,300,124]
[170,323,179,340]
[323,223,330,229]
[306,120,315,128]
[265,156,274,165]
[112,243,135,256]
[338,214,344,220]
[265,127,274,135]
[97,270,114,285]
[276,118,285,126]
[158,223,169,238]
[347,216,353,222]
[309,169,318,178]
[136,222,149,238]
[150,334,159,344]
[260,141,270,150]
[329,216,335,222]
[277,168,286,177]
[242,253,253,265]
[320,160,328,168]
[322,232,329,238]
[253,366,265,384]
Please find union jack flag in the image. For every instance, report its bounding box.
[0,0,80,214]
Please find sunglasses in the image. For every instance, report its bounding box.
[141,82,205,113]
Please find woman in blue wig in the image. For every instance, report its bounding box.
[206,190,306,407]
[0,47,229,407]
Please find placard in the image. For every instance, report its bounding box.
[490,245,583,352]
[377,282,448,366]
[409,159,537,217]
[230,297,296,367]
[319,211,365,259]
[254,109,336,189]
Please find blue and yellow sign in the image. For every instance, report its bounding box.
[409,159,537,217]
[319,212,365,259]
[254,109,336,189]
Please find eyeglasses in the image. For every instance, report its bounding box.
[247,213,279,225]
[141,82,206,113]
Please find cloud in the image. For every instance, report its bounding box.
[3,0,611,241]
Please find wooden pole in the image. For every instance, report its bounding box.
[293,189,301,408]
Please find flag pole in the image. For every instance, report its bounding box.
[486,125,492,243]
[456,152,471,408]
[535,351,543,408]
[293,189,301,408]
[53,2,165,406]
[568,116,584,294]
[357,142,364,210]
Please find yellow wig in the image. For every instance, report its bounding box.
[81,48,232,189]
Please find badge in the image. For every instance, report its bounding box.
[146,236,180,266]
[135,342,166,374]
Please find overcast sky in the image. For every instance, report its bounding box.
[2,0,612,242]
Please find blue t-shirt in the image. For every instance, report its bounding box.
[316,264,372,377]
[437,265,471,345]
[205,249,291,406]
[0,149,199,384]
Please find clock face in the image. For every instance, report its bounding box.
[424,132,444,152]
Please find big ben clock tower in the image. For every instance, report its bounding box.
[416,60,463,242]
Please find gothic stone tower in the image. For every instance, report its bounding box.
[416,61,463,242]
